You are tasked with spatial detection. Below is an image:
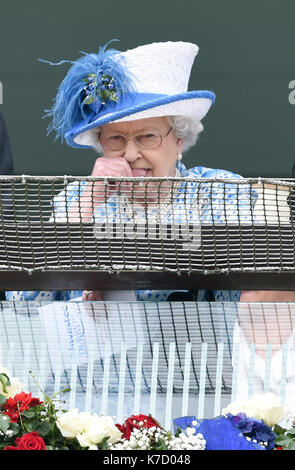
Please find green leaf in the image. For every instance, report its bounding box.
[83,73,97,84]
[35,420,52,437]
[0,373,11,393]
[109,93,118,102]
[274,424,286,436]
[24,420,39,432]
[275,434,295,448]
[154,437,167,450]
[0,393,7,405]
[83,95,96,105]
[175,427,181,437]
[21,409,36,419]
[9,422,20,436]
[99,436,110,450]
[99,89,111,101]
[285,440,295,450]
[51,387,71,398]
[286,428,295,435]
[275,437,288,446]
[0,414,10,433]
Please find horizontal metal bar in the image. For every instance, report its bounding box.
[0,224,294,289]
[0,270,295,290]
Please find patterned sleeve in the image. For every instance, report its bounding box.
[181,165,257,302]
[188,166,257,224]
[50,181,85,221]
[6,290,58,301]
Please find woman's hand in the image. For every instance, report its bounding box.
[82,290,103,301]
[91,156,133,177]
[238,290,295,359]
[240,290,295,302]
[65,157,133,222]
[90,156,133,201]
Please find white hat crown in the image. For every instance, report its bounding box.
[120,41,199,95]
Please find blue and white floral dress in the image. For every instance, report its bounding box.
[6,162,256,302]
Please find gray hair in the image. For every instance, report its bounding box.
[88,115,203,154]
[167,116,204,153]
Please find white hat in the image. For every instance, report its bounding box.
[45,40,215,149]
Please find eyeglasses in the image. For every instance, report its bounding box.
[99,127,173,151]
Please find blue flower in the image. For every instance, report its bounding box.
[227,413,277,450]
[173,416,267,450]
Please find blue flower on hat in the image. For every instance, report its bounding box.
[82,72,119,108]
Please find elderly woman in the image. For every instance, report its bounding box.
[6,40,295,304]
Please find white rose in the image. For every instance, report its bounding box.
[87,415,122,444]
[57,410,122,448]
[76,430,92,448]
[222,393,285,427]
[0,366,24,399]
[76,414,122,448]
[56,409,93,439]
[246,393,285,426]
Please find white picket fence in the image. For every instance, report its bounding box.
[1,300,294,430]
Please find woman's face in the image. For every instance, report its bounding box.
[99,116,184,178]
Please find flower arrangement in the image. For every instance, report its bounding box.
[1,366,295,451]
[0,367,205,451]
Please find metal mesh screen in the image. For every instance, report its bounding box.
[0,176,294,286]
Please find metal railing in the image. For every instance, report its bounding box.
[0,175,294,289]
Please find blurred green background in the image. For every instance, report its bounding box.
[0,0,294,176]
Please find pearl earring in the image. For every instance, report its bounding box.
[177,153,182,161]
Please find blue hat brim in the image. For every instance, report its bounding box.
[65,90,215,149]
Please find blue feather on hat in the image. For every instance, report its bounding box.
[40,40,134,142]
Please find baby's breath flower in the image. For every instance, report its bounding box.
[109,417,205,451]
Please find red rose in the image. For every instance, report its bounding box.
[3,392,42,422]
[4,432,46,450]
[116,414,160,439]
